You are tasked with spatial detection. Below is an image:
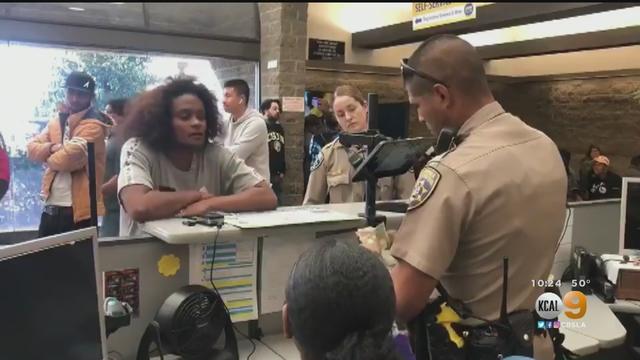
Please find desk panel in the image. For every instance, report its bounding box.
[99,238,189,360]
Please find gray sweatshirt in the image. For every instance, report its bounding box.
[224,109,271,181]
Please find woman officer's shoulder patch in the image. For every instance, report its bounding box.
[310,151,324,172]
[407,166,441,211]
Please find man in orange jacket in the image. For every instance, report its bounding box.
[27,71,111,237]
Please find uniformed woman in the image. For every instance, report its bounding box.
[303,85,415,205]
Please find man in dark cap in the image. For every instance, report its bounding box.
[27,71,111,237]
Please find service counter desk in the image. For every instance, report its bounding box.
[98,200,628,359]
[99,202,405,359]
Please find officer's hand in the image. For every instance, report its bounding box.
[533,331,555,360]
[356,226,383,254]
[50,143,62,154]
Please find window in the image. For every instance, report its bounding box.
[0,41,256,232]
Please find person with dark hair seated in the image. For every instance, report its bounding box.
[579,144,602,193]
[118,77,277,236]
[628,155,640,177]
[559,148,582,202]
[283,239,401,360]
[585,155,622,200]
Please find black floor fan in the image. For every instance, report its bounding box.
[137,285,239,360]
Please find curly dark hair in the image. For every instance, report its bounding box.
[123,76,221,152]
[259,98,282,114]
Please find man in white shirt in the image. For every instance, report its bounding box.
[222,79,271,181]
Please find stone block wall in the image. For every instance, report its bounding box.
[260,3,308,205]
[492,75,640,175]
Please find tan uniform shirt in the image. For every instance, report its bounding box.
[391,102,567,321]
[303,138,415,205]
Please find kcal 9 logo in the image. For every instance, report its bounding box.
[535,291,587,320]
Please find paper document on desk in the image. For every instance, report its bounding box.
[223,206,361,229]
[189,238,258,322]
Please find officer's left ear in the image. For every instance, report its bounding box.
[282,303,293,339]
[433,84,451,107]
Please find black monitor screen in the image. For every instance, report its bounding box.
[353,138,431,182]
[624,182,640,251]
[0,238,103,360]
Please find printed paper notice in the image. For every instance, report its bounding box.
[282,97,305,112]
[189,238,259,322]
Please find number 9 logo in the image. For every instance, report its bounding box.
[563,291,587,319]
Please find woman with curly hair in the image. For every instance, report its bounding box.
[118,77,277,236]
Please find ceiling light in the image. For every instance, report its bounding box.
[68,7,85,12]
[460,6,640,47]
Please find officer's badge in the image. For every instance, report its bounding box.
[310,151,324,172]
[407,166,440,211]
[347,147,366,169]
[274,141,282,153]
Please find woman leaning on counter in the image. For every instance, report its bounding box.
[303,85,415,205]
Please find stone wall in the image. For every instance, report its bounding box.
[492,75,640,175]
[259,3,308,205]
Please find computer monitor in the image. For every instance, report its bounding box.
[619,177,640,256]
[0,228,107,359]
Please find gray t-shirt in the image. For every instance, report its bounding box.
[117,138,264,236]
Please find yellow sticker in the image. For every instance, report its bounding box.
[407,166,441,211]
[158,254,181,277]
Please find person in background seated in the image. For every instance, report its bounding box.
[0,132,9,202]
[559,149,582,202]
[101,98,129,237]
[260,98,286,206]
[586,155,622,200]
[627,155,640,177]
[118,77,277,236]
[283,239,401,360]
[303,85,415,205]
[579,144,601,192]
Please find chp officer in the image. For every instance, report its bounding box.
[303,85,415,205]
[388,35,567,359]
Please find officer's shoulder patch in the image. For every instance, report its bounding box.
[323,137,340,150]
[310,151,324,172]
[407,166,441,211]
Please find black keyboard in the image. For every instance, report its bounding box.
[375,202,408,213]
